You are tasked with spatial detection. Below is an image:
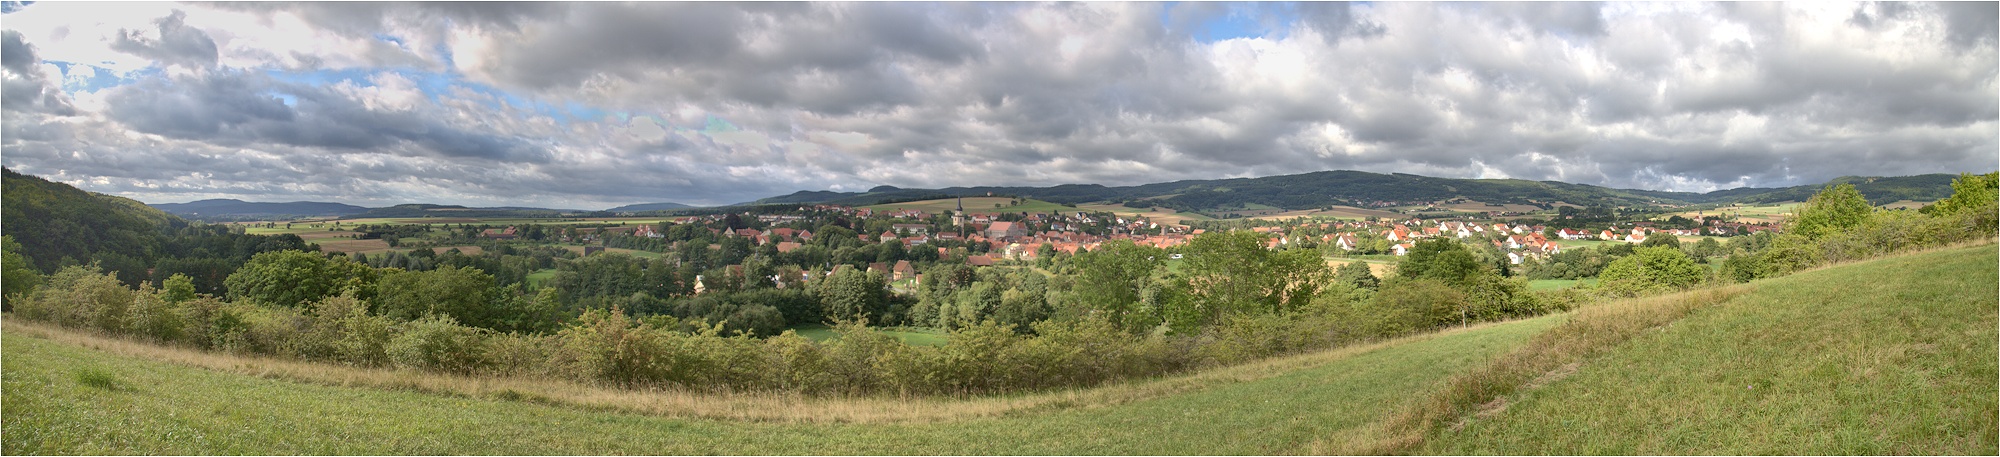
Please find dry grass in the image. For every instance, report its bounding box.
[0,317,1526,425]
[314,238,391,253]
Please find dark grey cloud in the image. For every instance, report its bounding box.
[1939,1,1999,50]
[1,30,75,115]
[110,10,218,69]
[104,70,544,163]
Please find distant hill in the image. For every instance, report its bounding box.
[151,199,370,219]
[349,204,592,219]
[756,170,1974,213]
[604,202,695,212]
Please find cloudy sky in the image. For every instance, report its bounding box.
[2,2,1995,209]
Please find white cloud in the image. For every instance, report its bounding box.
[1,1,1993,208]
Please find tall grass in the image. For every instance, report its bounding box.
[0,315,1540,425]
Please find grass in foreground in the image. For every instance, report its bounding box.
[1,311,1562,454]
[1425,243,1999,455]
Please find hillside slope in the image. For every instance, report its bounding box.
[1426,243,1997,454]
[2,245,1991,454]
[2,311,1565,454]
[1,168,181,273]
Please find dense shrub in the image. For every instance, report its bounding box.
[1597,246,1707,297]
[15,265,135,331]
[386,315,489,374]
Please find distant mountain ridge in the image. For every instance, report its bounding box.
[151,199,370,218]
[604,202,696,212]
[754,170,1973,212]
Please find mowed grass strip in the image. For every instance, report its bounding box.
[1,312,1563,454]
[1423,243,1999,455]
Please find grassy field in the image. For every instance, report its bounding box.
[4,244,1990,454]
[1425,243,1998,454]
[1247,206,1405,221]
[1668,202,1801,225]
[785,324,949,346]
[863,197,1074,216]
[1878,200,1929,210]
[1074,203,1214,227]
[0,313,1562,454]
[524,269,558,288]
[1526,278,1597,291]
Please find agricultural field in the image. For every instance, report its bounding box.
[1204,203,1286,218]
[1326,257,1396,277]
[551,245,662,258]
[1075,203,1214,227]
[863,197,1074,216]
[1436,200,1545,214]
[1668,202,1802,225]
[1247,206,1405,221]
[1877,200,1929,210]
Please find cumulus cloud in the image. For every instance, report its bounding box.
[1,1,1994,209]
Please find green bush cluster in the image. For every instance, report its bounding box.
[1723,175,1998,282]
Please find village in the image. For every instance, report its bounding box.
[443,196,1788,292]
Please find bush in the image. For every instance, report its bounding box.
[1597,246,1707,297]
[305,291,394,367]
[16,265,135,332]
[127,286,186,344]
[386,315,489,374]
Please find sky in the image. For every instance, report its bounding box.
[1,1,1995,209]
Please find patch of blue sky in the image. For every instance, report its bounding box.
[702,115,741,134]
[1,1,32,14]
[373,33,405,48]
[260,64,622,126]
[1162,1,1304,43]
[52,62,157,94]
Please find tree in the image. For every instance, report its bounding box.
[1,235,39,309]
[1174,231,1329,327]
[1598,246,1706,296]
[1923,172,1999,217]
[225,250,377,308]
[375,266,499,328]
[1790,183,1872,240]
[1066,240,1164,331]
[1639,233,1681,250]
[816,268,888,324]
[160,273,197,304]
[1335,261,1379,290]
[1396,238,1484,286]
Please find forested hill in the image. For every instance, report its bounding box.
[754,169,1972,211]
[603,202,695,212]
[3,168,181,273]
[1726,174,1961,205]
[2,168,312,288]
